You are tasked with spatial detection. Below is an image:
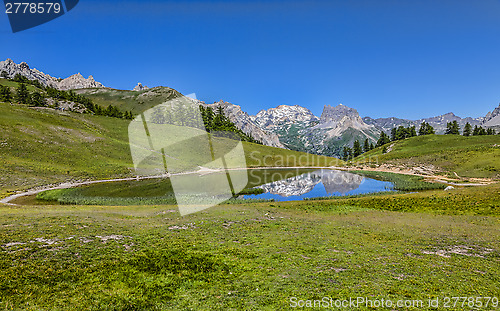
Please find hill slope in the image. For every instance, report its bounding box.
[354,135,500,179]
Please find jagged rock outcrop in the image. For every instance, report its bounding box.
[0,58,59,87]
[483,104,500,127]
[57,73,104,90]
[0,58,105,90]
[205,100,285,148]
[314,104,378,139]
[133,83,149,91]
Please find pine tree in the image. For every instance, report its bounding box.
[363,139,370,153]
[487,128,496,135]
[391,128,397,141]
[418,122,435,136]
[370,142,374,150]
[382,145,388,154]
[445,121,460,135]
[377,131,391,147]
[16,83,29,105]
[463,122,472,136]
[353,140,362,157]
[473,126,487,136]
[29,91,45,107]
[0,71,8,79]
[409,126,417,137]
[342,146,350,161]
[0,85,12,102]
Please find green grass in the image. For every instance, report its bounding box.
[0,78,41,93]
[0,184,499,310]
[75,87,182,115]
[354,135,500,179]
[352,170,446,191]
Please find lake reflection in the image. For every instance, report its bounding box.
[245,169,394,201]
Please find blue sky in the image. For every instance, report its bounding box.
[1,0,500,119]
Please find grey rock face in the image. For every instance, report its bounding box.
[57,73,105,90]
[205,100,285,149]
[133,83,149,91]
[319,104,358,123]
[483,104,500,127]
[0,58,105,90]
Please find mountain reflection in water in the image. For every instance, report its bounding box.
[246,169,393,201]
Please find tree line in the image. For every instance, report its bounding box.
[342,138,375,161]
[447,120,496,136]
[0,73,133,119]
[343,119,497,161]
[149,103,262,144]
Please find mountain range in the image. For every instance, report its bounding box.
[2,58,499,157]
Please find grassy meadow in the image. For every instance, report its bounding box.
[355,134,500,179]
[1,184,499,310]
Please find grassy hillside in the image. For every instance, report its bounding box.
[354,134,500,179]
[76,87,182,115]
[0,101,341,197]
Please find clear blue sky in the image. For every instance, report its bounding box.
[1,0,500,119]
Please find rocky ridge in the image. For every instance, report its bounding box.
[0,58,105,90]
[483,103,500,127]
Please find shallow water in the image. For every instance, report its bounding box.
[243,169,394,201]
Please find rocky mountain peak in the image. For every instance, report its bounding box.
[133,83,149,91]
[57,73,104,90]
[483,103,500,127]
[19,62,29,70]
[252,104,319,131]
[320,104,359,123]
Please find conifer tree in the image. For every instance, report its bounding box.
[353,140,362,157]
[16,83,29,105]
[463,122,472,136]
[363,139,370,153]
[0,85,12,102]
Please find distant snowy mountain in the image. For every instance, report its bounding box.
[251,104,379,156]
[364,112,484,135]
